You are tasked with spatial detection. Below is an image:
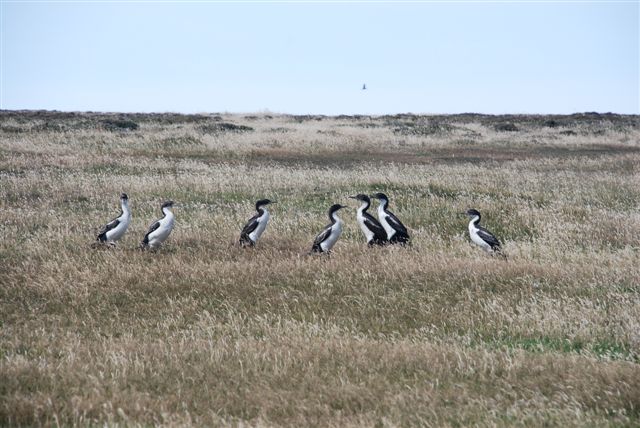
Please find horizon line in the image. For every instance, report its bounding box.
[2,108,638,117]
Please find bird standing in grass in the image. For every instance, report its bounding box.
[141,201,175,250]
[371,193,410,244]
[310,204,347,253]
[349,194,387,246]
[465,209,505,258]
[240,199,275,247]
[96,193,131,246]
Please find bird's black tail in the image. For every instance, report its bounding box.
[389,233,410,246]
[239,236,255,247]
[308,244,325,256]
[494,247,508,261]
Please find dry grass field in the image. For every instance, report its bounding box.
[1,110,639,426]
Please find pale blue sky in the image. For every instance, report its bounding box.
[1,1,638,114]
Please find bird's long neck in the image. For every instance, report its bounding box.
[330,210,341,225]
[469,215,480,227]
[377,199,388,215]
[257,206,267,216]
[121,200,130,216]
[357,200,370,217]
[162,207,174,219]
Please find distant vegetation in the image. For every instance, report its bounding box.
[102,119,139,132]
[1,110,639,426]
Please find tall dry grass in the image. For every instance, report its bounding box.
[1,111,639,426]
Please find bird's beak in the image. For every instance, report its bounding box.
[348,195,357,199]
[270,201,277,204]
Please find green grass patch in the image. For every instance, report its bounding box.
[481,335,638,362]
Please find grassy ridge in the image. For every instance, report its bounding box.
[1,111,639,426]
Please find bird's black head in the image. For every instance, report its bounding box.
[120,193,129,200]
[256,199,275,209]
[349,194,370,203]
[465,209,481,218]
[329,203,347,214]
[162,200,175,209]
[370,192,389,201]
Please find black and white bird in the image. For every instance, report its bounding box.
[310,204,347,253]
[465,209,504,257]
[239,199,275,246]
[141,201,175,250]
[371,193,410,244]
[96,193,131,246]
[349,194,387,246]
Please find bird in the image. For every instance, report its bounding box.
[349,194,387,246]
[370,193,410,244]
[362,84,367,90]
[96,193,131,246]
[465,209,505,258]
[310,204,347,253]
[141,200,175,250]
[239,198,275,246]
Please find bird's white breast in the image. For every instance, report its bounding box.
[321,219,343,252]
[468,220,491,251]
[356,207,374,243]
[377,205,395,239]
[148,213,175,248]
[106,207,131,242]
[249,210,270,242]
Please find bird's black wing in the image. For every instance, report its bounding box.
[363,212,387,243]
[142,221,161,246]
[311,224,332,252]
[385,211,409,235]
[477,226,501,250]
[97,217,120,242]
[239,213,260,244]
